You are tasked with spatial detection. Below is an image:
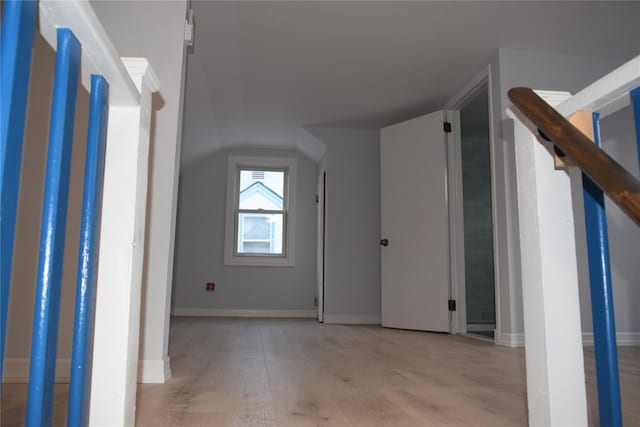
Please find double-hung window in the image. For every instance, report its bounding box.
[224,156,296,266]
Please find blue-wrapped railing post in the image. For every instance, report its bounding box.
[67,75,109,427]
[25,28,81,427]
[0,0,37,382]
[582,112,623,427]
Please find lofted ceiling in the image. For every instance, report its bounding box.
[180,1,640,167]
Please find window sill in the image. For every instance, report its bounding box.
[223,254,295,267]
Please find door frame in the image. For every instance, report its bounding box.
[316,169,326,322]
[444,65,501,341]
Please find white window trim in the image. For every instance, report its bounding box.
[224,155,297,267]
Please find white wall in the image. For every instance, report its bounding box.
[491,48,638,341]
[172,148,318,314]
[91,0,188,382]
[306,128,382,323]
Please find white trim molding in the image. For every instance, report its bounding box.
[323,314,381,325]
[223,155,297,267]
[172,308,315,318]
[138,356,171,384]
[121,57,161,94]
[494,331,640,347]
[4,357,175,384]
[443,64,502,339]
[555,53,640,118]
[3,359,71,384]
[38,0,139,106]
[496,332,525,348]
[582,332,640,346]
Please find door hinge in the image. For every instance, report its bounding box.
[315,195,319,203]
[314,297,318,307]
[443,121,452,133]
[448,299,456,311]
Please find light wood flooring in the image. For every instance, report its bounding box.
[2,317,640,426]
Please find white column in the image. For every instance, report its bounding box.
[508,91,588,426]
[137,1,188,382]
[89,59,159,427]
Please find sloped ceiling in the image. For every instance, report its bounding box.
[181,1,640,167]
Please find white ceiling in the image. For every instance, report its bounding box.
[181,1,640,167]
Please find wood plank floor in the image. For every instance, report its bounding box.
[2,317,639,426]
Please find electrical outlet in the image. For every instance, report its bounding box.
[206,282,215,291]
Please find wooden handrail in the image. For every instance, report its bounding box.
[508,87,640,224]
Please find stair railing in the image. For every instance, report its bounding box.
[508,54,640,427]
[1,1,158,425]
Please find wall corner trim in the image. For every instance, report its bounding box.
[138,356,171,384]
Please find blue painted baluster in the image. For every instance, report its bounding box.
[67,75,109,427]
[630,87,640,170]
[25,28,81,427]
[0,0,37,382]
[582,111,622,427]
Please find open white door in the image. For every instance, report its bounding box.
[381,110,450,332]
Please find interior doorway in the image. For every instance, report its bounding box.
[458,84,497,339]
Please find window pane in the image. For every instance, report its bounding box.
[243,242,271,253]
[239,169,284,210]
[237,212,284,254]
[243,215,270,240]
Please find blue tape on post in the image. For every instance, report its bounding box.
[67,75,109,427]
[630,87,640,172]
[25,28,81,427]
[0,0,37,382]
[582,112,622,427]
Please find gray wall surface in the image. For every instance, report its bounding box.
[91,0,189,369]
[306,128,381,319]
[492,48,633,336]
[460,125,495,325]
[172,148,318,311]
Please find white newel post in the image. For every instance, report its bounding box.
[508,91,588,426]
[90,59,160,427]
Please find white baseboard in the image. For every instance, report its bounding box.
[496,332,525,348]
[4,356,173,384]
[2,358,70,383]
[495,331,640,348]
[466,323,496,332]
[323,314,381,325]
[138,356,171,384]
[582,332,640,346]
[171,308,315,318]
